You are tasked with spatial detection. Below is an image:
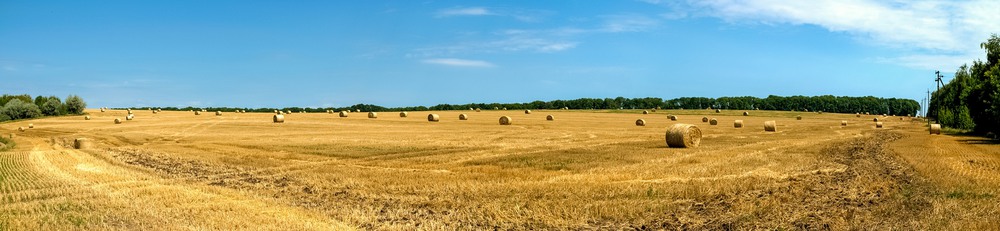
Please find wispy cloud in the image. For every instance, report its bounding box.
[436,7,492,17]
[599,14,660,32]
[646,0,1000,70]
[422,58,495,68]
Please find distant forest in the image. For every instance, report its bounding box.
[929,34,1000,135]
[1,94,87,122]
[145,95,920,117]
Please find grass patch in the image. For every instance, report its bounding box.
[0,136,14,151]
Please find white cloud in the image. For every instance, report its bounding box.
[599,14,660,32]
[650,0,1000,70]
[436,7,492,17]
[422,58,495,68]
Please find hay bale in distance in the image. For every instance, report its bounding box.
[764,120,777,132]
[546,115,554,121]
[930,124,941,135]
[400,112,408,117]
[18,127,24,132]
[28,124,34,128]
[273,114,285,123]
[74,138,92,149]
[100,108,106,112]
[355,109,361,113]
[368,112,378,118]
[215,111,222,116]
[841,121,848,126]
[475,108,481,112]
[876,122,884,128]
[734,120,743,128]
[524,110,532,114]
[668,115,677,121]
[642,110,649,114]
[126,114,134,120]
[502,107,507,110]
[666,124,702,148]
[340,111,348,117]
[715,109,721,113]
[796,115,802,120]
[459,114,468,120]
[635,119,646,126]
[85,116,91,120]
[114,118,122,124]
[743,111,749,116]
[195,111,202,115]
[709,118,718,125]
[702,117,709,123]
[499,116,512,125]
[428,114,440,122]
[856,113,861,117]
[873,117,879,122]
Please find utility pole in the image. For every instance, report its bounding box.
[927,89,932,129]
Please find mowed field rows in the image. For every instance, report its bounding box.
[1,109,998,229]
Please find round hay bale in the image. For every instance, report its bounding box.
[195,111,202,115]
[899,117,904,121]
[652,109,657,112]
[85,116,91,120]
[666,124,702,148]
[546,115,554,121]
[635,119,646,126]
[399,112,408,117]
[643,110,649,114]
[669,115,677,121]
[875,122,884,128]
[74,138,92,149]
[274,110,279,114]
[796,115,802,120]
[286,110,292,114]
[28,124,34,128]
[368,112,378,118]
[524,110,532,114]
[18,127,25,132]
[734,120,743,128]
[841,121,848,126]
[764,121,777,132]
[152,110,158,114]
[475,108,481,112]
[215,111,222,116]
[856,114,861,117]
[127,109,132,113]
[459,114,468,120]
[494,107,499,110]
[715,109,721,113]
[743,111,749,116]
[709,118,718,125]
[100,108,106,112]
[114,118,122,124]
[327,110,333,114]
[702,117,709,123]
[873,117,879,122]
[428,114,440,122]
[126,114,134,120]
[499,116,512,125]
[339,111,348,117]
[355,109,361,113]
[930,124,941,135]
[273,114,285,123]
[502,107,507,110]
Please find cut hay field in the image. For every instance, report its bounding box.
[1,109,998,230]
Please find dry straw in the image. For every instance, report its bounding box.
[702,117,709,123]
[399,112,408,117]
[841,121,848,126]
[873,117,879,122]
[546,115,554,121]
[764,120,777,132]
[635,119,646,126]
[74,138,91,149]
[876,122,884,128]
[85,116,91,120]
[195,111,202,115]
[930,124,941,134]
[796,115,802,120]
[734,120,743,128]
[428,114,440,122]
[368,112,378,118]
[216,111,222,116]
[28,124,33,128]
[666,123,702,148]
[476,108,481,112]
[340,111,349,117]
[126,114,134,120]
[114,118,122,124]
[643,110,649,114]
[18,127,24,132]
[459,114,468,120]
[669,115,677,121]
[100,108,106,112]
[499,116,512,125]
[715,109,721,113]
[709,118,718,125]
[355,109,361,112]
[273,114,285,123]
[524,110,532,114]
[743,111,749,116]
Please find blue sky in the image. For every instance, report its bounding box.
[2,1,998,109]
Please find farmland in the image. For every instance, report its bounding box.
[1,109,998,230]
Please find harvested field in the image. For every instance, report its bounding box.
[1,109,998,229]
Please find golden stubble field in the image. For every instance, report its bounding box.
[1,109,998,230]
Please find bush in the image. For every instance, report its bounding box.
[40,98,62,116]
[1,99,42,120]
[64,95,86,115]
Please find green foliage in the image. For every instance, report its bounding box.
[0,94,32,107]
[40,97,63,116]
[1,99,43,120]
[932,34,1000,136]
[63,95,87,115]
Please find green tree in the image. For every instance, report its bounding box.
[64,95,87,114]
[1,99,43,120]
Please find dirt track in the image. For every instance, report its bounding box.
[1,109,998,229]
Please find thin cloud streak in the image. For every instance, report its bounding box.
[436,7,492,17]
[422,58,496,67]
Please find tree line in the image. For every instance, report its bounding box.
[1,94,87,122]
[148,95,918,116]
[929,34,1000,135]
